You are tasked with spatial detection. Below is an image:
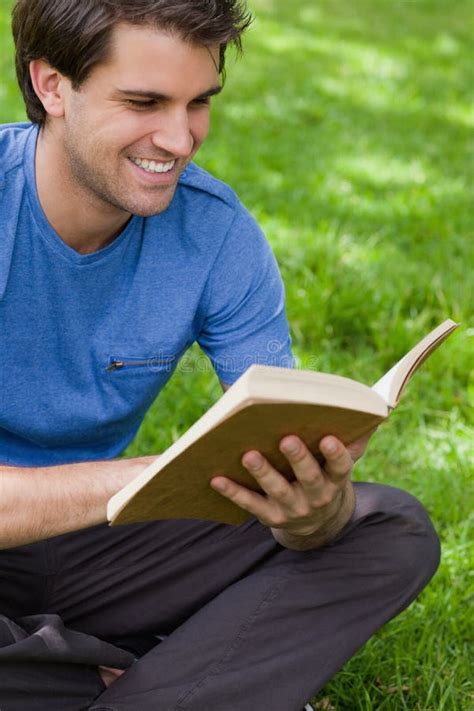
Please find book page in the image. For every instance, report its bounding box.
[372,319,458,408]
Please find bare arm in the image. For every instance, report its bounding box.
[0,455,156,549]
[1,379,224,550]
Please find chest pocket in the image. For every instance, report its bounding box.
[98,347,180,431]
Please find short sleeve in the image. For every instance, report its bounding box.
[197,203,295,385]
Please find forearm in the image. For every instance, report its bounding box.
[0,455,156,549]
[271,481,356,551]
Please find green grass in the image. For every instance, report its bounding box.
[1,0,473,708]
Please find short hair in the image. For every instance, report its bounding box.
[12,0,253,126]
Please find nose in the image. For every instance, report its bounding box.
[150,107,194,159]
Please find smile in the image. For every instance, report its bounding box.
[130,157,176,174]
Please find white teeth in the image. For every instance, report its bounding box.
[131,157,175,174]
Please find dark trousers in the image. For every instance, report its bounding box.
[0,482,440,711]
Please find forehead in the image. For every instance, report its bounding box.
[95,22,221,91]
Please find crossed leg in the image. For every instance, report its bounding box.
[0,483,440,711]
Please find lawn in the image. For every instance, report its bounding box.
[1,0,472,708]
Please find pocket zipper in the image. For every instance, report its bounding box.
[106,359,150,372]
[106,357,175,373]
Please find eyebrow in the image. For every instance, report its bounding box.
[114,85,223,101]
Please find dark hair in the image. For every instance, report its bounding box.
[12,0,252,126]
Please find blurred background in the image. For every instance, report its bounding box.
[1,0,472,708]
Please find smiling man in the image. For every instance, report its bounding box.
[0,1,441,710]
[34,24,222,251]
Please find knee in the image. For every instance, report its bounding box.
[354,483,441,594]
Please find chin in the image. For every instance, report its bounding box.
[130,203,172,217]
[121,192,176,218]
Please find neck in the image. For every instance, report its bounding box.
[35,127,131,254]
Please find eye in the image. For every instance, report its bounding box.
[126,99,157,110]
[191,97,212,107]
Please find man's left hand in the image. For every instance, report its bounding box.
[210,431,374,549]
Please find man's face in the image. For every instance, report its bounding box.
[57,23,221,217]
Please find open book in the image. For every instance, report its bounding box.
[108,319,458,526]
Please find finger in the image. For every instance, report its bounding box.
[210,476,278,523]
[278,436,326,491]
[347,426,378,462]
[319,436,353,485]
[241,451,296,504]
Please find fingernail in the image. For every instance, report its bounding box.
[245,453,263,469]
[212,479,227,492]
[323,439,337,454]
[283,440,299,455]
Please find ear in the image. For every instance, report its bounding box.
[29,59,68,120]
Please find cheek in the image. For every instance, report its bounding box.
[98,120,140,152]
[77,110,143,155]
[190,111,211,147]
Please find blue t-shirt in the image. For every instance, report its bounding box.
[0,123,294,467]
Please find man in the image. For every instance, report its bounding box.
[0,1,440,709]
